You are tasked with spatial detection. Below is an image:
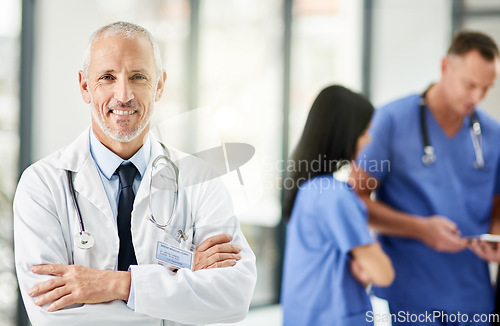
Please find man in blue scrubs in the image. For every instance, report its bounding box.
[353,31,500,325]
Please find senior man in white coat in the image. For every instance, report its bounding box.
[14,21,257,326]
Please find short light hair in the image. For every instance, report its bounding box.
[83,21,162,80]
[447,30,499,61]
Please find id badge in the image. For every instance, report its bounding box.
[155,241,194,271]
[155,227,196,272]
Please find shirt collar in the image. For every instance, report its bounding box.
[89,128,151,180]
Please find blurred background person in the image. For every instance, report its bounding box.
[352,31,500,325]
[281,85,394,326]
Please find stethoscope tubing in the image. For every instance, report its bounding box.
[67,170,86,234]
[148,153,179,231]
[419,86,484,169]
[68,142,180,249]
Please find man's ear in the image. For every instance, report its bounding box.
[79,70,91,104]
[441,56,448,75]
[155,70,167,102]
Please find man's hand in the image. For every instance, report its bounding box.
[194,234,241,271]
[29,234,241,311]
[420,216,468,252]
[468,239,500,262]
[29,265,130,312]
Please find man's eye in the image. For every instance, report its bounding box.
[131,75,146,80]
[99,75,114,81]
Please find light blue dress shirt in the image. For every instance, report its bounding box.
[89,129,151,309]
[89,130,150,220]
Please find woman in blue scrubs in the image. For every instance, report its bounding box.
[281,85,394,326]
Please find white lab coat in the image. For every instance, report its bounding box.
[14,128,257,326]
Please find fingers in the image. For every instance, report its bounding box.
[206,259,239,269]
[349,259,362,277]
[426,217,467,252]
[196,234,233,252]
[33,284,71,308]
[194,235,242,271]
[434,216,461,236]
[26,265,129,312]
[28,264,73,308]
[199,242,241,256]
[202,252,242,268]
[29,276,65,297]
[31,264,69,276]
[47,293,77,312]
[194,247,242,271]
[445,231,467,245]
[29,277,79,312]
[469,239,500,262]
[440,219,458,233]
[349,259,371,287]
[194,233,242,271]
[440,232,468,252]
[468,239,488,260]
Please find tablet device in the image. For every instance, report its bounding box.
[466,234,500,242]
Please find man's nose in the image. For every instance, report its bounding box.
[114,79,134,103]
[470,88,486,105]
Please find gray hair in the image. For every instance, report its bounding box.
[83,21,162,80]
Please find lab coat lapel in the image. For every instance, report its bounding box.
[57,127,114,223]
[73,159,114,223]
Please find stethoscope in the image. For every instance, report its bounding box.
[420,86,485,169]
[69,143,180,249]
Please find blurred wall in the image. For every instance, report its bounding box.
[369,0,452,107]
[31,0,457,160]
[31,0,500,159]
[369,0,500,122]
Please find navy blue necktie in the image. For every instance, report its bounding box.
[116,163,138,271]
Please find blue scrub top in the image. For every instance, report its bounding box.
[357,94,500,314]
[281,175,374,326]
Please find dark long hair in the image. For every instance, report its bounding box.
[282,85,374,221]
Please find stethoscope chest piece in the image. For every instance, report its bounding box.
[421,145,436,166]
[74,231,95,249]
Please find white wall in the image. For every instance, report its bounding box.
[33,1,89,160]
[369,0,452,107]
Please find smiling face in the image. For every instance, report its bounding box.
[79,33,166,156]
